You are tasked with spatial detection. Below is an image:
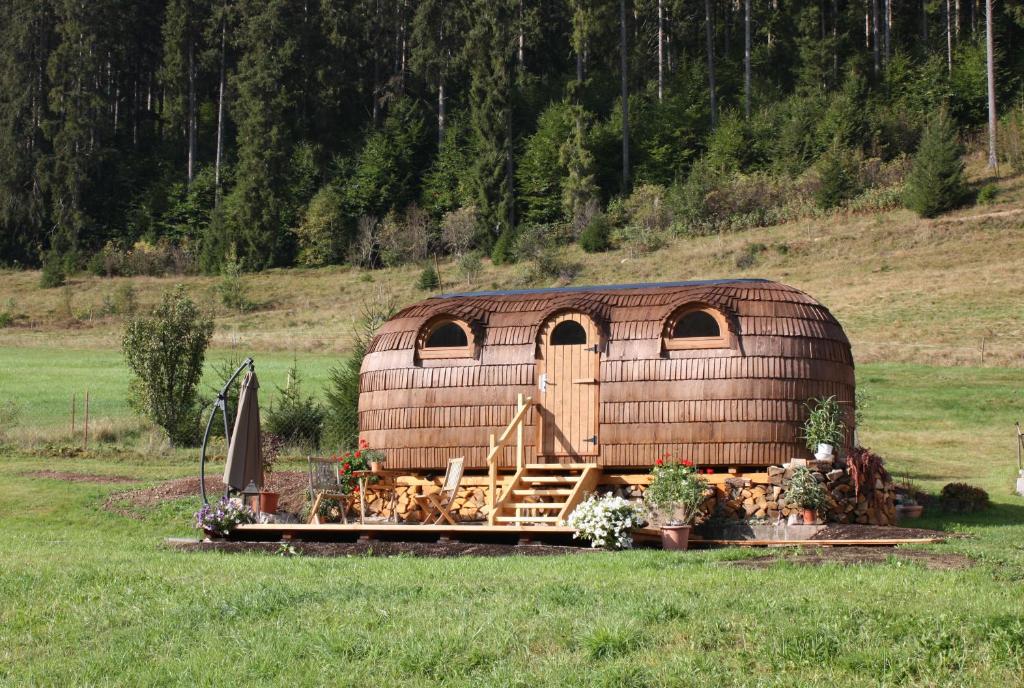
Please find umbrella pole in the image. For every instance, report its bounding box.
[199,357,255,505]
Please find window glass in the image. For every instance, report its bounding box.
[550,320,587,345]
[672,311,720,338]
[425,322,468,348]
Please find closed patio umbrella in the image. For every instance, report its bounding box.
[223,371,263,492]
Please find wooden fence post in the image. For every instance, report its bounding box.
[83,389,89,451]
[488,433,497,525]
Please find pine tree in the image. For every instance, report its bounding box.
[464,0,516,243]
[904,109,967,218]
[222,0,303,269]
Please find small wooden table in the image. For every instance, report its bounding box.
[350,469,404,523]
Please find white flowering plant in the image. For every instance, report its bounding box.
[566,493,644,550]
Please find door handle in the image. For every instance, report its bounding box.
[583,435,598,444]
[572,378,597,384]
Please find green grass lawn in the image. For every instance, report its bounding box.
[0,346,340,442]
[1,350,1024,684]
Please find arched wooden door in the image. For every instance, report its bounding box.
[536,312,600,458]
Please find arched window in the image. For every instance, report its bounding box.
[418,318,475,359]
[664,305,731,350]
[550,320,588,345]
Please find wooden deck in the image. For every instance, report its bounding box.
[231,522,590,546]
[229,523,941,548]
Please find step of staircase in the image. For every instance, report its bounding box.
[511,488,572,497]
[494,515,562,524]
[510,502,568,510]
[524,463,594,470]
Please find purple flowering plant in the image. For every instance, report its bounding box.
[194,497,255,536]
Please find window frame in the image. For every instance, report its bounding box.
[417,317,476,360]
[663,305,732,351]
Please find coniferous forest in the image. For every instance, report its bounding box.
[1,0,1023,282]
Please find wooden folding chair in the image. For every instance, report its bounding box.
[307,456,355,524]
[414,457,465,525]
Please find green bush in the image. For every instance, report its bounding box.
[785,467,828,511]
[417,264,440,290]
[39,252,66,289]
[217,261,256,312]
[490,226,517,265]
[323,299,396,451]
[939,482,990,513]
[264,364,325,450]
[122,286,214,446]
[456,251,484,283]
[976,183,998,205]
[579,213,611,253]
[903,109,966,218]
[815,146,861,209]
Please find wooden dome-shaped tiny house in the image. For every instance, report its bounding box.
[358,279,855,473]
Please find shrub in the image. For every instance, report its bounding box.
[903,109,966,218]
[440,205,478,256]
[39,251,66,288]
[566,493,643,549]
[456,251,484,283]
[939,483,990,513]
[644,456,708,525]
[378,206,430,267]
[734,242,767,269]
[520,246,580,286]
[815,146,861,209]
[264,364,325,450]
[490,226,517,265]
[976,183,998,205]
[294,184,345,267]
[122,286,214,446]
[0,400,22,439]
[579,213,611,253]
[101,283,138,316]
[217,261,256,313]
[785,467,828,512]
[624,184,672,233]
[417,264,440,290]
[323,296,396,451]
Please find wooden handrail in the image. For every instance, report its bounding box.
[487,394,532,524]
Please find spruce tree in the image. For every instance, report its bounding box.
[904,109,966,218]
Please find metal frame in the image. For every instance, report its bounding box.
[199,357,255,505]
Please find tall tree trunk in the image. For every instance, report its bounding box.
[517,0,525,68]
[955,0,961,38]
[945,0,953,73]
[884,0,892,63]
[437,81,446,145]
[657,0,664,102]
[833,0,839,81]
[214,11,226,205]
[985,0,997,169]
[872,0,881,75]
[744,0,751,117]
[620,0,630,191]
[922,0,929,41]
[187,33,196,185]
[705,0,717,127]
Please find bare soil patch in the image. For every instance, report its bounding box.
[729,546,973,571]
[168,539,592,558]
[811,523,953,540]
[104,471,309,517]
[25,470,139,484]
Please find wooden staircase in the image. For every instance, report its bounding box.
[489,463,600,526]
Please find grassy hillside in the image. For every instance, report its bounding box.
[1,162,1022,366]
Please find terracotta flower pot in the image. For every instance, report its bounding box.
[660,524,692,551]
[897,504,924,519]
[370,461,384,473]
[258,491,280,514]
[801,508,816,525]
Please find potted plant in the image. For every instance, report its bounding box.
[895,474,925,519]
[258,432,284,514]
[785,467,828,524]
[194,497,255,540]
[644,455,709,550]
[566,493,644,550]
[359,438,387,472]
[802,396,845,460]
